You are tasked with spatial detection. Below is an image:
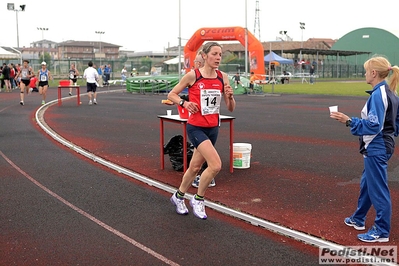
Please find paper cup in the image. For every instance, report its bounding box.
[329,106,338,113]
[167,110,172,116]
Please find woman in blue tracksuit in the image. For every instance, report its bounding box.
[330,56,399,243]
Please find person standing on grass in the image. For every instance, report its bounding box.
[167,42,235,220]
[249,71,255,94]
[83,61,99,105]
[121,66,127,81]
[15,60,34,105]
[233,73,243,89]
[330,56,399,243]
[37,62,52,105]
[68,63,80,96]
[310,65,315,84]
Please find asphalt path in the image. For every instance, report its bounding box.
[0,89,321,265]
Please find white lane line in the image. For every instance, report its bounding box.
[0,105,13,113]
[0,150,180,266]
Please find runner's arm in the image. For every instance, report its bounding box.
[167,71,195,105]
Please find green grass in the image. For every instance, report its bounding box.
[260,81,370,96]
[49,77,371,97]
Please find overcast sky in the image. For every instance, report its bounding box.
[2,0,399,52]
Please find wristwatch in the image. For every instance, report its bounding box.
[179,99,185,107]
[345,119,352,127]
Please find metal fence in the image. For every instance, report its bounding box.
[4,58,365,80]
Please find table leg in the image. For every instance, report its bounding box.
[77,87,80,105]
[160,119,165,170]
[230,119,234,173]
[183,123,187,172]
[58,87,61,106]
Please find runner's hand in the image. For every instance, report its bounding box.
[184,101,199,114]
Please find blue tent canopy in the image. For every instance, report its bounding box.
[264,51,293,64]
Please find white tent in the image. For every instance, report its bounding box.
[0,47,19,60]
[163,55,184,65]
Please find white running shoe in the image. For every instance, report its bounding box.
[93,99,97,105]
[190,195,207,219]
[192,175,216,188]
[170,193,188,215]
[89,100,93,105]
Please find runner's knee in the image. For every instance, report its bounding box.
[207,161,222,175]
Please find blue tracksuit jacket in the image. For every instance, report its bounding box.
[349,80,399,156]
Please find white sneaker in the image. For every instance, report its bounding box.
[190,195,207,219]
[20,101,24,106]
[170,193,188,215]
[192,175,216,188]
[93,99,97,105]
[69,92,72,96]
[89,100,93,105]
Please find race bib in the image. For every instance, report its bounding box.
[41,74,47,81]
[200,89,221,115]
[69,73,74,79]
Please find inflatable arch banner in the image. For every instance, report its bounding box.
[184,26,265,77]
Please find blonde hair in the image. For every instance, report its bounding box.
[364,55,399,94]
[195,50,204,63]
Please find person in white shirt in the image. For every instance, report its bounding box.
[83,61,99,105]
[121,66,127,81]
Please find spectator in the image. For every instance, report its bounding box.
[131,68,137,77]
[280,70,290,84]
[121,66,127,81]
[150,66,158,76]
[103,64,111,85]
[233,73,243,89]
[97,65,104,87]
[29,75,38,92]
[310,65,315,84]
[2,63,11,92]
[192,51,204,70]
[330,56,399,243]
[9,63,16,90]
[0,66,4,91]
[249,72,256,94]
[15,63,21,89]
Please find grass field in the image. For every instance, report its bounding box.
[47,77,372,97]
[260,80,371,97]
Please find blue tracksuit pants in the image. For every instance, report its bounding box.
[351,154,392,237]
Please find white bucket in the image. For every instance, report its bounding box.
[233,143,252,169]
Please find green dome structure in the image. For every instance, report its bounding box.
[332,27,399,66]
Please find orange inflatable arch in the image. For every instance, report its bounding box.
[184,26,265,77]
